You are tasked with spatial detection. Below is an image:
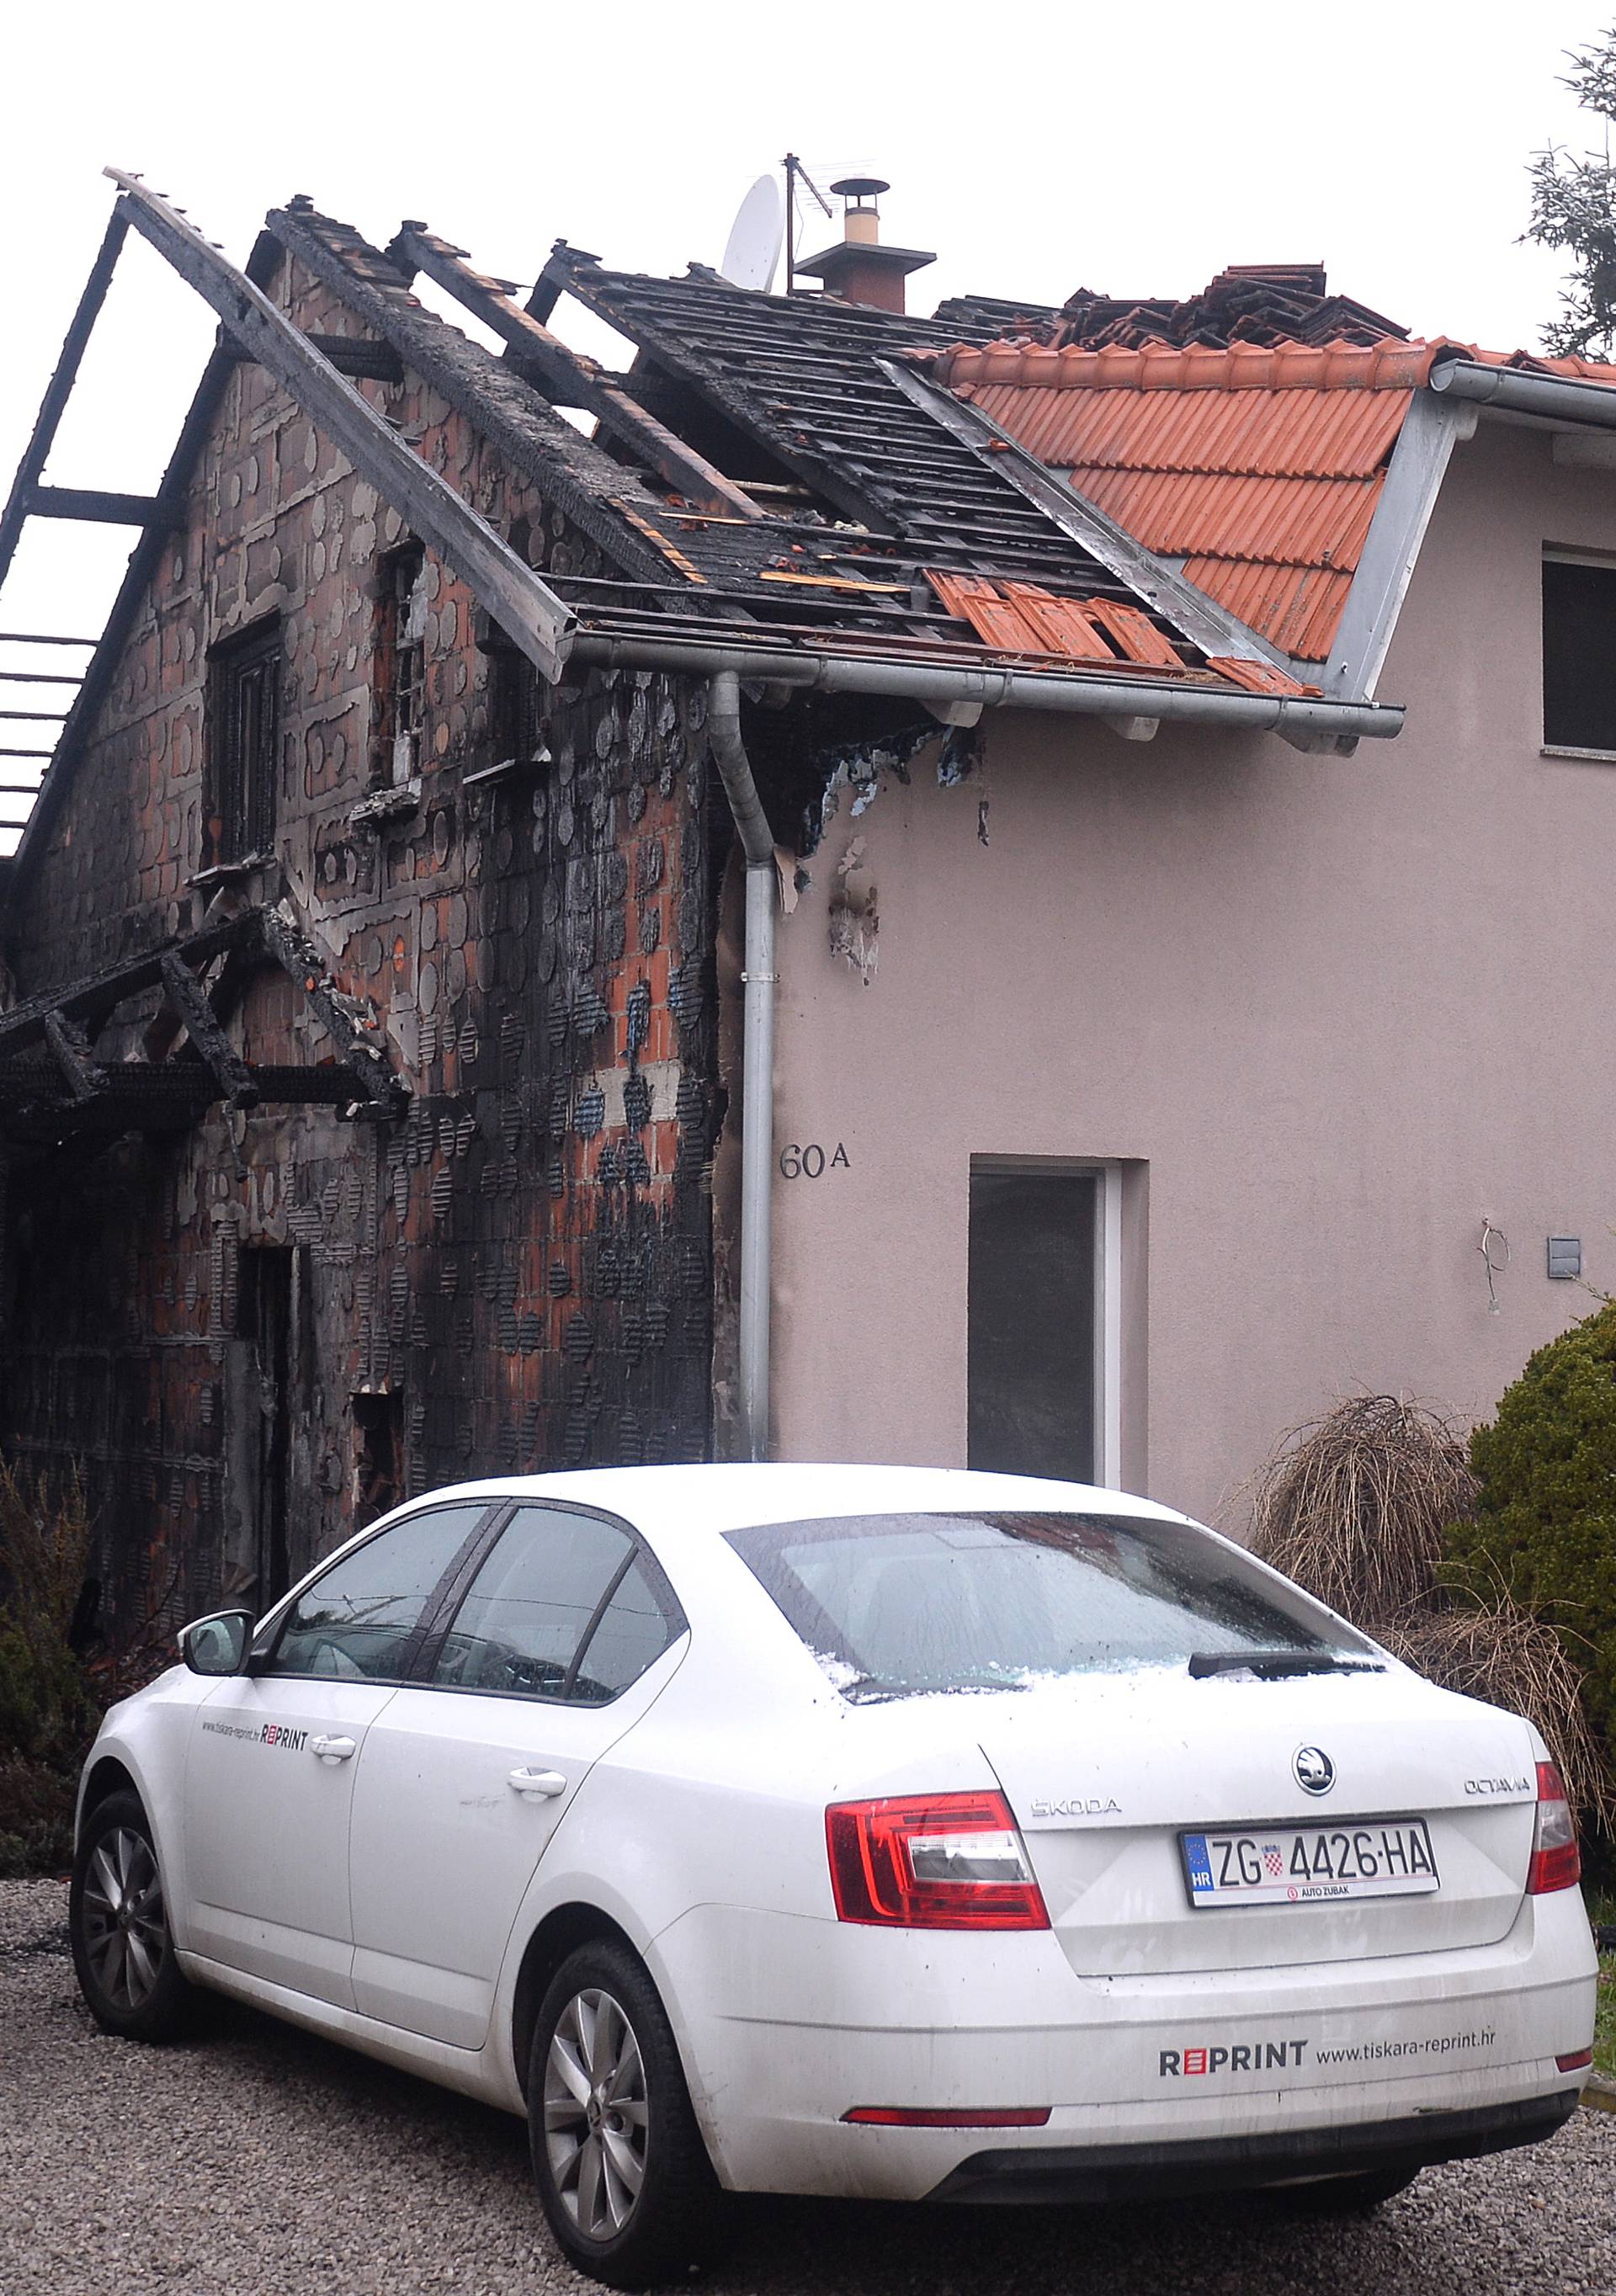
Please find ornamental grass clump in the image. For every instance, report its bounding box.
[1247,1392,1613,1836]
[1247,1394,1477,1623]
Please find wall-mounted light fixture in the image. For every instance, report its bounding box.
[1479,1219,1510,1313]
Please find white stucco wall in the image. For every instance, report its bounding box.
[759,415,1616,1530]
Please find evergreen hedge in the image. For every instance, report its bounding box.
[1447,1301,1616,1751]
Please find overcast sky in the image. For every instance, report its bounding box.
[1,0,1612,839]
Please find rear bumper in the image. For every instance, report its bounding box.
[650,1892,1597,2200]
[929,2087,1580,2203]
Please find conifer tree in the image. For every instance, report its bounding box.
[1529,28,1616,357]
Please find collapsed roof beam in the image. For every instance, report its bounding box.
[392,224,764,524]
[104,170,577,684]
[257,901,407,1118]
[157,947,258,1107]
[0,208,130,593]
[0,911,256,1055]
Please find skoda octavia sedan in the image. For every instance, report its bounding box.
[71,1465,1597,2286]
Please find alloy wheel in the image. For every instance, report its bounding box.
[80,1826,167,2012]
[543,1985,650,2240]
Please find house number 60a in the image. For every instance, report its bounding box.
[778,1142,850,1178]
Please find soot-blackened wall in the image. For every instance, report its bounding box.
[1,251,720,1639]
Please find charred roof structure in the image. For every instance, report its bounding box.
[12,174,1536,1637]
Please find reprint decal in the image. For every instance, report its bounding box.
[200,1717,311,1753]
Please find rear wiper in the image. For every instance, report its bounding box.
[1188,1650,1385,1679]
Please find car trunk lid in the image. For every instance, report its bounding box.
[977,1666,1538,1974]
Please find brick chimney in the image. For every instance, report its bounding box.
[795,177,934,315]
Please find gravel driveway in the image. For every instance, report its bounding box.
[3,1877,1611,2296]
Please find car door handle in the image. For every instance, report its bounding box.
[508,1767,567,1799]
[311,1735,357,1762]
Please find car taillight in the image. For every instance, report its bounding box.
[1527,1760,1581,1895]
[826,1790,1050,1930]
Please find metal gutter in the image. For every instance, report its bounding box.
[1428,355,1616,428]
[572,632,1405,747]
[705,672,776,1463]
[1320,391,1475,704]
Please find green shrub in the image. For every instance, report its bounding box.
[1447,1301,1616,1751]
[0,1462,93,1878]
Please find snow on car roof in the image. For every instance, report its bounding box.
[390,1462,1192,1540]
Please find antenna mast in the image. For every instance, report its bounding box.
[783,152,832,295]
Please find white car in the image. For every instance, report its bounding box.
[71,1464,1597,2286]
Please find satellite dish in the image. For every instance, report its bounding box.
[720,175,785,291]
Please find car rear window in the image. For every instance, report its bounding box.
[724,1512,1373,1700]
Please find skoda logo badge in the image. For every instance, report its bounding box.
[1294,1746,1335,1797]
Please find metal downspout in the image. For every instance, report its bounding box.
[707,671,776,1462]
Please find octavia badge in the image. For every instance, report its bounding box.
[1294,1745,1335,1796]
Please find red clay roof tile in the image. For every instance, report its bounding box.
[928,331,1616,664]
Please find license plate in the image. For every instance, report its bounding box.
[1180,1819,1439,1907]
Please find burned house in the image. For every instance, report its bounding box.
[5,173,1613,1635]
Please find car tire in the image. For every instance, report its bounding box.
[528,1938,724,2288]
[1268,2163,1422,2214]
[70,1789,194,2043]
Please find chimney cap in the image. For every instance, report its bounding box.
[831,175,889,204]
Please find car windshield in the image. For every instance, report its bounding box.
[724,1512,1374,1701]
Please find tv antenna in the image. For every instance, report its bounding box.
[720,173,786,292]
[783,153,832,295]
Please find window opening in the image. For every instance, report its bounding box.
[208,619,281,864]
[1544,552,1616,752]
[375,544,428,787]
[969,1167,1103,1484]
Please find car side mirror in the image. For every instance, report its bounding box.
[180,1609,255,1677]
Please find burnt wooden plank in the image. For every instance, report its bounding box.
[222,331,406,382]
[29,485,175,527]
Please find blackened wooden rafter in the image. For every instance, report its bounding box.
[392,225,763,523]
[106,170,577,684]
[0,210,130,594]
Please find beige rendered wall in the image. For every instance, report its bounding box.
[761,417,1616,1532]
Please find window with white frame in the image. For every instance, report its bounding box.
[1544,550,1616,753]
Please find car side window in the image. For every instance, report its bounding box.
[265,1504,492,1681]
[570,1552,678,1705]
[430,1505,676,1702]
